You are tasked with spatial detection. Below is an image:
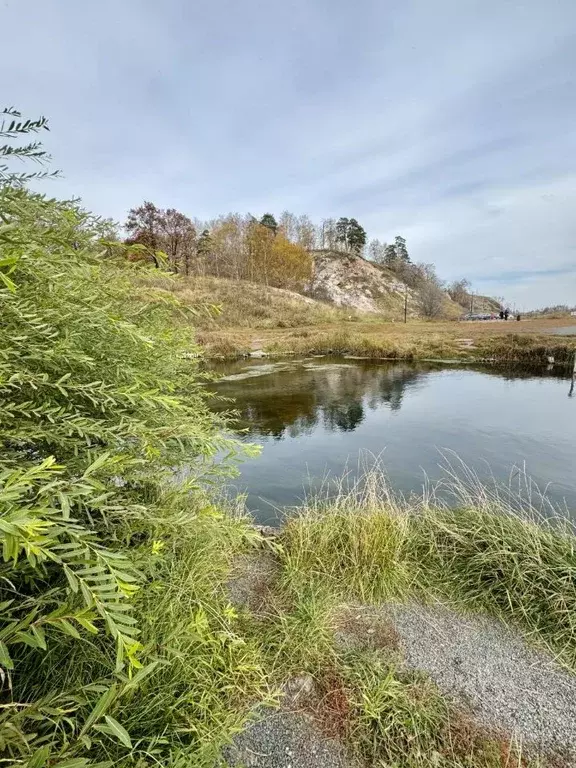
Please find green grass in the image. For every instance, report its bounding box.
[340,650,529,767]
[238,471,575,766]
[277,471,576,667]
[410,507,576,665]
[282,484,409,602]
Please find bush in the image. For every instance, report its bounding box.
[0,187,263,766]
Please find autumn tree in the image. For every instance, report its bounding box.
[247,220,274,284]
[269,234,312,289]
[161,208,196,274]
[208,213,247,279]
[125,201,164,267]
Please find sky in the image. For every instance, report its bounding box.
[2,0,576,309]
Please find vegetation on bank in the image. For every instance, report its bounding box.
[3,113,575,768]
[0,183,267,767]
[198,318,576,364]
[2,192,576,768]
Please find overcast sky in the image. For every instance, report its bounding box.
[3,0,576,308]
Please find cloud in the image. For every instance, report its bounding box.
[1,0,575,308]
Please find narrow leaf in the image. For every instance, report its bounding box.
[103,715,133,749]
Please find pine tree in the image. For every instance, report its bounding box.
[384,243,397,267]
[394,235,410,263]
[197,229,212,256]
[260,213,278,235]
[347,218,367,254]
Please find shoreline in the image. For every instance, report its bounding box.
[196,320,576,365]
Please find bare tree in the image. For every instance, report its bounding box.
[368,238,387,264]
[161,208,196,274]
[448,278,471,307]
[419,280,446,318]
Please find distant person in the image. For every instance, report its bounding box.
[499,310,504,320]
[517,313,521,321]
[504,308,510,320]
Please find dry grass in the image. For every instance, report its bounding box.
[160,274,368,329]
[198,317,576,363]
[142,273,576,364]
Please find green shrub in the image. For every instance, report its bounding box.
[0,187,261,766]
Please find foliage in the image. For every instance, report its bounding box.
[161,208,196,275]
[411,507,576,665]
[259,212,278,234]
[394,234,410,263]
[0,185,264,766]
[282,480,409,602]
[0,107,59,185]
[333,217,367,254]
[384,242,397,266]
[335,217,350,249]
[125,201,196,272]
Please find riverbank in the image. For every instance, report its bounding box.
[216,479,576,767]
[198,317,576,365]
[6,188,574,767]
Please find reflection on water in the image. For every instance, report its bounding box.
[208,357,576,525]
[210,358,428,438]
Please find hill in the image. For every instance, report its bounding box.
[162,252,499,330]
[165,274,366,329]
[307,249,465,318]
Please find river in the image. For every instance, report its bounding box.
[208,357,576,525]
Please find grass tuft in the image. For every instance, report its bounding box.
[282,476,409,602]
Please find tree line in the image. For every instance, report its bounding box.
[123,206,374,290]
[122,202,475,315]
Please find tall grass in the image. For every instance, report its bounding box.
[282,472,410,601]
[279,461,576,667]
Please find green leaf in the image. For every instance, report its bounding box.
[103,715,133,749]
[80,684,117,735]
[64,565,79,592]
[76,616,99,634]
[31,624,47,650]
[123,659,161,691]
[55,618,81,639]
[0,640,14,669]
[26,745,50,768]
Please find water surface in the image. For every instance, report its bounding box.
[209,357,576,525]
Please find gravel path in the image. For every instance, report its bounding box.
[387,603,576,761]
[223,709,355,768]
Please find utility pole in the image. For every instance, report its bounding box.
[404,285,408,324]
